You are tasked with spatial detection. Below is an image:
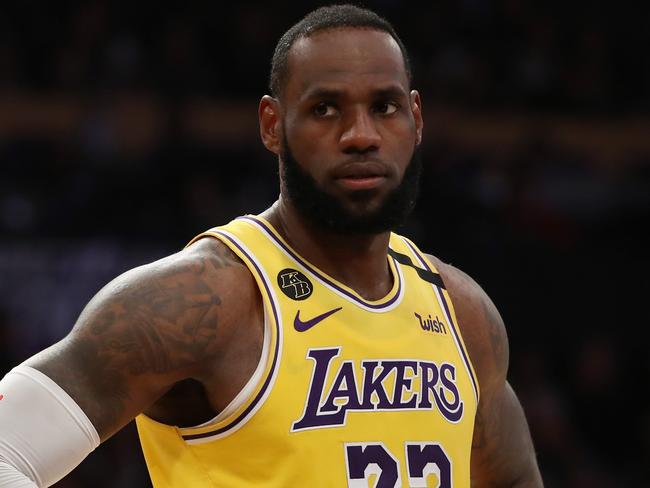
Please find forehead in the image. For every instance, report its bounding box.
[285,28,409,98]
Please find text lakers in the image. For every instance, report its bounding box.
[292,347,464,431]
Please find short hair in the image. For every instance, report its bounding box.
[269,4,412,98]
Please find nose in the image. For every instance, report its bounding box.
[339,107,381,154]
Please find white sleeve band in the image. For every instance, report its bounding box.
[0,365,100,487]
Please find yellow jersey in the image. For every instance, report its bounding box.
[136,215,479,487]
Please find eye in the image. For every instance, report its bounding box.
[313,102,338,117]
[374,101,399,115]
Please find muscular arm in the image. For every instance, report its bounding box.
[432,257,543,487]
[22,237,261,441]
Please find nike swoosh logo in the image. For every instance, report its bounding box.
[294,307,343,332]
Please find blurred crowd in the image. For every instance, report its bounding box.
[1,1,649,487]
[1,1,649,111]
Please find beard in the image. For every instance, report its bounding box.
[280,136,422,235]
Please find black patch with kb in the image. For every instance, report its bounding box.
[277,268,313,301]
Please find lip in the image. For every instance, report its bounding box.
[333,161,388,179]
[336,175,387,190]
[332,160,390,191]
[332,161,390,191]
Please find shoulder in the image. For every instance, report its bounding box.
[90,236,257,325]
[113,236,251,296]
[24,236,262,438]
[424,253,509,394]
[63,238,260,375]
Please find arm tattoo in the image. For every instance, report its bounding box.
[34,241,242,436]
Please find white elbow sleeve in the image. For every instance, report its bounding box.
[0,366,100,487]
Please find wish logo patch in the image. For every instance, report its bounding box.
[277,268,313,300]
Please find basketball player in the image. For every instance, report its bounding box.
[0,5,543,487]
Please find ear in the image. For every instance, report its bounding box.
[410,90,423,146]
[259,95,282,154]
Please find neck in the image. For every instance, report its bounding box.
[261,198,394,301]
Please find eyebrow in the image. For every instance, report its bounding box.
[301,84,408,102]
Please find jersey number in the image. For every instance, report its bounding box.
[345,442,451,488]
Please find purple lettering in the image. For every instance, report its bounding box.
[435,316,447,334]
[418,361,439,409]
[292,348,465,431]
[434,363,464,422]
[406,443,452,487]
[360,361,392,409]
[382,360,418,409]
[292,347,343,430]
[346,444,400,488]
[320,361,362,413]
[414,312,429,330]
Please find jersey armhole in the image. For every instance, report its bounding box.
[175,228,283,444]
[189,304,272,429]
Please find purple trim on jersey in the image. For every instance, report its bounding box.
[181,230,280,441]
[240,216,402,310]
[403,239,480,404]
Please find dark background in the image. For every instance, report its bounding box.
[1,1,649,486]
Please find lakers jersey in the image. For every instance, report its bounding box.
[136,215,479,487]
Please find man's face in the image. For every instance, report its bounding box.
[277,28,423,234]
